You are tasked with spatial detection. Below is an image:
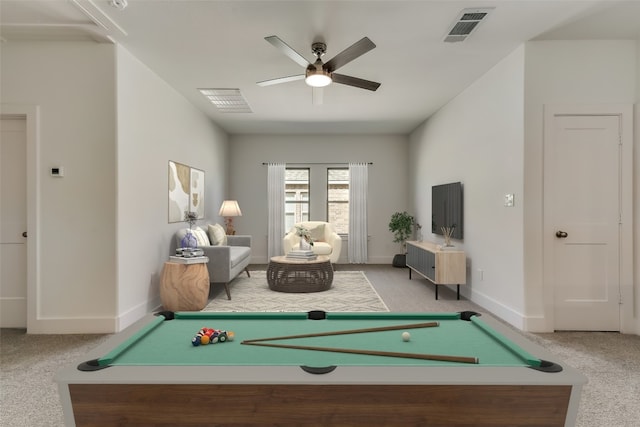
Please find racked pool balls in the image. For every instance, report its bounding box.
[191,328,234,346]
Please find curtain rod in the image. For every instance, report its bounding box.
[262,162,373,165]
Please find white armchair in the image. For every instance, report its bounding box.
[283,221,342,263]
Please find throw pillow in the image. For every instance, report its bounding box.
[309,223,325,242]
[191,227,210,247]
[208,223,228,246]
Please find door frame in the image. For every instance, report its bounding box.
[1,104,39,333]
[543,104,633,333]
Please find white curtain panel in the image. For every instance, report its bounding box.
[348,162,368,263]
[267,163,286,258]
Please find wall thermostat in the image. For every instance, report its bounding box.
[504,193,514,207]
[51,167,64,177]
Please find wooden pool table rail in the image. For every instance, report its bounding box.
[69,383,572,426]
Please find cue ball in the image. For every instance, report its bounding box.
[402,332,411,342]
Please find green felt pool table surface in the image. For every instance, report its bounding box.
[96,311,543,369]
[57,311,587,426]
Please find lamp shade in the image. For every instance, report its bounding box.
[219,200,242,217]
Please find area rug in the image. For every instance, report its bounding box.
[202,270,389,312]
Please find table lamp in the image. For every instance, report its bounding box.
[219,200,242,235]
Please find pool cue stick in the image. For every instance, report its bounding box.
[242,322,440,343]
[242,341,479,364]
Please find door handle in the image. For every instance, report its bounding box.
[22,231,28,238]
[555,231,568,238]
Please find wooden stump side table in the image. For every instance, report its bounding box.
[160,258,210,311]
[267,256,333,293]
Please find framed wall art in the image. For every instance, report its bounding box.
[168,161,205,223]
[190,167,205,219]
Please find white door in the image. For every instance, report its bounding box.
[0,117,28,328]
[545,114,620,331]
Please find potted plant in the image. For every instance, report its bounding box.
[388,211,415,267]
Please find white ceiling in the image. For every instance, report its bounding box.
[1,0,639,135]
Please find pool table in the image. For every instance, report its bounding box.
[55,311,586,426]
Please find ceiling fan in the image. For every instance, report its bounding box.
[257,35,381,104]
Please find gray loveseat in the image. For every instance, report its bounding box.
[173,228,251,300]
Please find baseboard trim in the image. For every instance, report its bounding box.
[0,297,27,328]
[28,316,118,334]
[468,289,525,330]
[117,295,163,332]
[522,315,554,333]
[25,296,164,334]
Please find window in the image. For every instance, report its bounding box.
[284,167,350,234]
[285,168,309,231]
[327,168,349,234]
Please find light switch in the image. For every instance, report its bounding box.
[504,193,514,207]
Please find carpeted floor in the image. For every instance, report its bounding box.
[203,270,389,312]
[525,331,640,425]
[1,330,111,427]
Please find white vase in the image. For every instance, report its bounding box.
[299,238,311,250]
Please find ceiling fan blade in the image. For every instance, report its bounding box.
[332,73,381,91]
[264,35,310,68]
[312,87,324,105]
[323,37,376,72]
[257,74,305,87]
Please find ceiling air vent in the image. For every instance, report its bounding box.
[443,8,494,43]
[198,88,252,113]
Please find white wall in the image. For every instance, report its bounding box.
[409,46,527,327]
[1,42,117,333]
[409,40,638,332]
[228,134,409,264]
[1,41,229,333]
[523,40,637,332]
[115,46,229,331]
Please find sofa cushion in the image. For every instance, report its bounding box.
[229,246,251,268]
[192,227,210,247]
[293,241,332,256]
[309,223,325,242]
[208,223,227,246]
[311,241,332,255]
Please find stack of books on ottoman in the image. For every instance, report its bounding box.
[176,247,204,258]
[286,249,317,260]
[170,247,208,264]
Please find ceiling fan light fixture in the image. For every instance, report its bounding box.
[260,35,380,96]
[305,69,332,87]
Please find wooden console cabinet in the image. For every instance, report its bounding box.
[406,240,466,300]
